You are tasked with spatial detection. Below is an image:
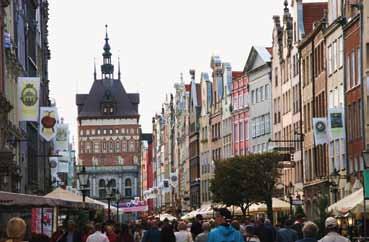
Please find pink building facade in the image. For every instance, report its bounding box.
[232,73,249,156]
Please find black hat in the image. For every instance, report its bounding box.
[215,208,232,220]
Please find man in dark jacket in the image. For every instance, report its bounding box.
[142,219,161,242]
[60,220,82,242]
[276,219,298,242]
[256,218,276,242]
[191,214,203,239]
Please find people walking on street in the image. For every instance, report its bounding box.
[296,221,318,242]
[160,222,175,242]
[207,208,244,242]
[133,224,143,242]
[245,225,260,242]
[276,219,298,242]
[105,225,118,242]
[175,222,193,242]
[142,220,161,242]
[255,218,275,242]
[318,217,350,242]
[191,215,203,240]
[5,217,27,242]
[194,222,210,242]
[82,224,94,242]
[59,220,82,242]
[51,226,65,242]
[119,224,134,242]
[292,214,305,240]
[86,224,109,242]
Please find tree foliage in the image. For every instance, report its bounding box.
[210,152,283,220]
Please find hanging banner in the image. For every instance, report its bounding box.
[55,124,69,151]
[313,118,329,145]
[39,107,58,141]
[170,171,178,186]
[328,107,345,140]
[18,77,40,121]
[364,170,369,199]
[31,208,53,237]
[119,198,148,212]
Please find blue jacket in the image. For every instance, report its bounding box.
[142,228,161,242]
[207,225,244,242]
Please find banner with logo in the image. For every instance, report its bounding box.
[170,171,178,186]
[313,118,329,145]
[55,124,69,151]
[328,107,345,140]
[119,198,148,212]
[31,208,53,237]
[39,107,58,141]
[18,77,40,121]
[49,157,60,187]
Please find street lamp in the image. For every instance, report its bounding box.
[106,184,113,222]
[77,166,89,203]
[329,169,340,203]
[115,190,121,224]
[287,182,294,217]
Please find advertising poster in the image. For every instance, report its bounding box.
[31,208,53,237]
[18,77,40,121]
[39,107,58,141]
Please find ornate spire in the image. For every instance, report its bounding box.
[101,24,114,79]
[118,57,121,80]
[94,57,97,80]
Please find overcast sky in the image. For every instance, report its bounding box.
[48,0,300,140]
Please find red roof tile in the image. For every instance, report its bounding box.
[303,2,328,35]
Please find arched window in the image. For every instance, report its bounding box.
[125,178,132,197]
[129,140,135,152]
[108,179,117,194]
[122,140,127,152]
[109,140,114,153]
[116,140,121,152]
[99,179,106,199]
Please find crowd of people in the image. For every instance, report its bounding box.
[1,208,353,242]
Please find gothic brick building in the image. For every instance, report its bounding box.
[76,28,141,201]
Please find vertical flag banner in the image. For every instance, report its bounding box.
[313,117,329,145]
[39,107,58,141]
[55,124,69,151]
[328,107,345,140]
[18,77,40,121]
[364,170,369,199]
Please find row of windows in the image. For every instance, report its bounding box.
[80,127,138,136]
[327,36,344,75]
[211,123,221,140]
[251,84,270,105]
[346,48,361,90]
[80,140,139,154]
[304,145,328,182]
[328,85,344,109]
[251,143,269,154]
[233,92,248,110]
[251,113,271,138]
[313,42,325,77]
[233,121,249,143]
[347,100,363,141]
[282,90,292,114]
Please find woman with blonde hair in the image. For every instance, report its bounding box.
[175,222,193,242]
[6,217,27,242]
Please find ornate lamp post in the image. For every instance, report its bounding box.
[106,184,113,222]
[115,190,121,223]
[77,166,89,203]
[287,182,294,217]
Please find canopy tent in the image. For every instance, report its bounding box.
[44,188,104,210]
[157,213,177,221]
[0,191,65,208]
[328,188,364,215]
[248,198,291,213]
